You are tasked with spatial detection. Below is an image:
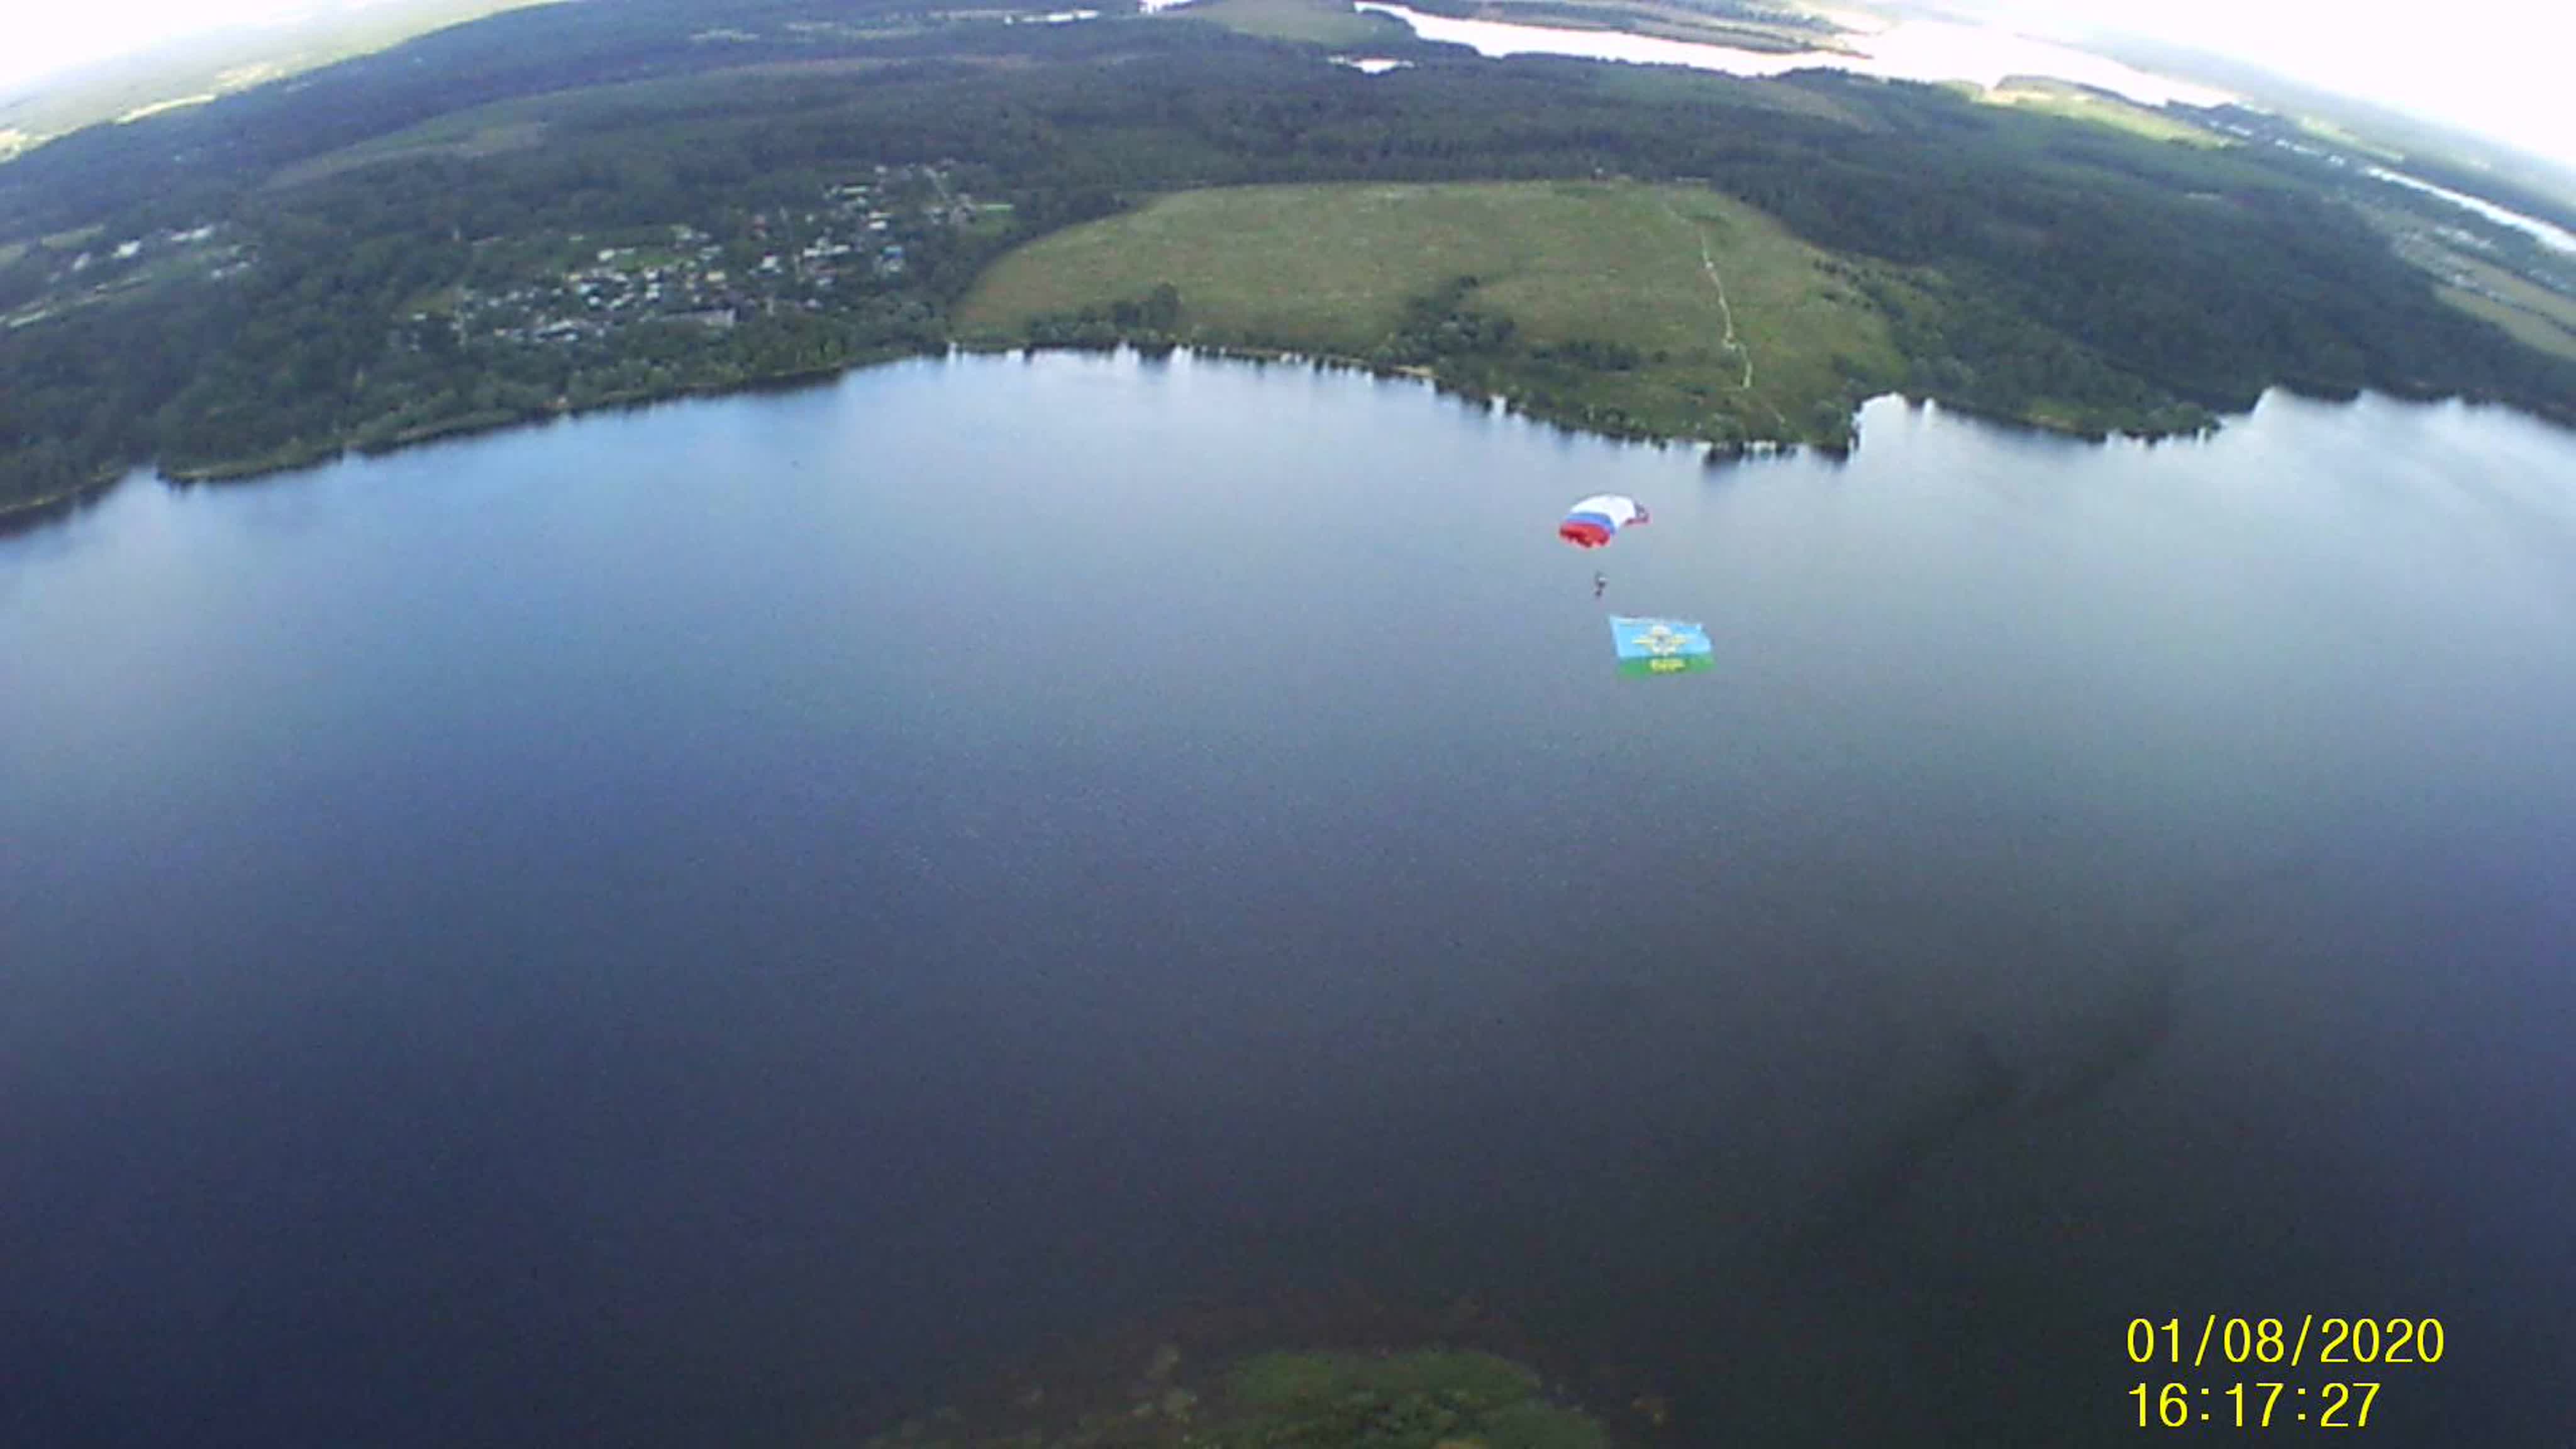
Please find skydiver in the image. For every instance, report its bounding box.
[1593,571,1607,597]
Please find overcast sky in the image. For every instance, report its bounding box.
[2,1,425,94]
[6,0,2572,169]
[1960,0,2575,169]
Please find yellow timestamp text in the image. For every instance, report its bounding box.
[2126,1316,2445,1369]
[2132,1382,2382,1430]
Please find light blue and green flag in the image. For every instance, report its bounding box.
[1609,614,1714,677]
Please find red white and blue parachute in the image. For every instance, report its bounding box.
[1558,494,1648,548]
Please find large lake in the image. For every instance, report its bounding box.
[4,352,2572,1446]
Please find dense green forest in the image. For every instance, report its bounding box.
[3,0,2571,512]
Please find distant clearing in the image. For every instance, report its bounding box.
[267,119,549,189]
[2443,288,2576,362]
[2399,241,2576,361]
[214,62,289,91]
[2294,114,2404,163]
[1177,0,1410,45]
[1985,78,2221,146]
[2446,254,2576,330]
[960,180,1904,441]
[1589,65,1872,128]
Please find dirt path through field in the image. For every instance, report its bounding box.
[1662,196,1784,428]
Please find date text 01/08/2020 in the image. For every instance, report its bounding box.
[2128,1316,2445,1370]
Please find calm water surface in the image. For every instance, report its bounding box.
[4,353,2572,1446]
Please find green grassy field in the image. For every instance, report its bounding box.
[958,180,1905,444]
[1589,64,1874,128]
[2448,254,2576,330]
[1174,0,1411,46]
[267,119,551,189]
[2294,114,2406,163]
[2402,243,2576,362]
[2443,287,2576,362]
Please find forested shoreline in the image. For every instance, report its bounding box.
[4,0,2573,512]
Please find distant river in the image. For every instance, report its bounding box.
[4,353,2572,1446]
[2368,165,2576,256]
[1349,4,2231,107]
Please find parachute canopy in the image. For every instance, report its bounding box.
[1609,615,1714,677]
[1559,494,1648,548]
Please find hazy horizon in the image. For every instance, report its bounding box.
[1894,0,2576,172]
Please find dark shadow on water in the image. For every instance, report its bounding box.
[1757,855,2317,1292]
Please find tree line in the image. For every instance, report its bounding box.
[4,5,2571,509]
